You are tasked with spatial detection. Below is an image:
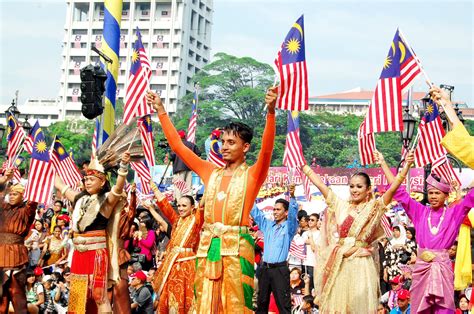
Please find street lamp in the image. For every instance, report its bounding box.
[400,106,417,150]
[22,115,32,134]
[6,98,20,118]
[454,103,466,125]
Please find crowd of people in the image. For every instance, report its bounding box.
[0,85,472,313]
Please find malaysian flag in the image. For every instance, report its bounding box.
[432,155,461,186]
[366,29,421,134]
[173,178,190,195]
[208,133,225,167]
[51,136,82,189]
[23,120,40,155]
[155,62,163,76]
[74,62,81,75]
[91,119,99,157]
[283,111,311,200]
[358,119,376,165]
[381,215,393,238]
[156,35,164,48]
[283,111,306,167]
[6,112,25,165]
[414,99,446,167]
[2,160,22,183]
[74,35,81,48]
[123,28,153,124]
[186,89,198,144]
[139,115,155,167]
[131,160,152,194]
[274,15,309,111]
[24,126,55,204]
[289,238,306,260]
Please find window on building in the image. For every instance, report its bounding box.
[188,50,195,57]
[51,115,59,119]
[136,2,150,21]
[196,41,202,49]
[187,64,194,71]
[94,2,104,21]
[122,3,130,20]
[153,42,169,49]
[152,57,168,63]
[71,56,86,62]
[196,55,202,62]
[71,42,87,49]
[72,29,88,35]
[73,3,89,22]
[154,29,170,35]
[151,84,166,91]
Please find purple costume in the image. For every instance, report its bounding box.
[392,187,474,313]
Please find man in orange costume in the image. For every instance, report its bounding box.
[147,88,277,313]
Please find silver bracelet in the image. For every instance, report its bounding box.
[119,162,128,170]
[117,169,128,177]
[111,186,122,197]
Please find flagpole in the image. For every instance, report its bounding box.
[398,29,459,128]
[9,144,25,169]
[127,125,141,152]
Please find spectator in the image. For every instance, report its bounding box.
[42,275,55,313]
[25,219,48,267]
[40,226,67,271]
[456,294,470,314]
[300,295,318,313]
[380,275,403,310]
[290,268,305,310]
[302,213,320,280]
[389,289,410,314]
[52,270,70,314]
[25,270,44,314]
[130,270,154,314]
[384,225,407,281]
[251,185,298,314]
[49,201,64,234]
[405,227,417,260]
[133,216,156,270]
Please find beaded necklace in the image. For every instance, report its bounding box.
[428,206,447,235]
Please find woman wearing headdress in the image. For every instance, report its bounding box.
[54,151,130,314]
[378,151,474,313]
[299,151,414,313]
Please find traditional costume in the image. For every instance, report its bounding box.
[112,190,137,313]
[440,123,474,169]
[0,184,37,313]
[67,159,125,314]
[152,197,204,313]
[393,176,474,313]
[314,188,388,313]
[158,110,275,313]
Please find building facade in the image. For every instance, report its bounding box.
[58,0,213,120]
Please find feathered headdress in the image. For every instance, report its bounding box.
[94,117,145,173]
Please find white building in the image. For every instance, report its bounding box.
[58,0,213,120]
[0,99,60,127]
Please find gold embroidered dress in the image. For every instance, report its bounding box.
[152,198,203,314]
[315,190,387,314]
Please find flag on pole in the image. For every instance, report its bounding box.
[24,126,55,204]
[283,111,306,167]
[173,178,190,195]
[99,0,123,146]
[381,215,393,238]
[366,29,422,134]
[51,136,83,189]
[358,119,376,165]
[274,15,309,111]
[186,89,198,144]
[131,160,152,194]
[139,115,155,167]
[414,99,446,167]
[23,120,40,155]
[432,156,461,186]
[123,28,153,124]
[289,238,306,260]
[6,112,25,162]
[283,111,311,200]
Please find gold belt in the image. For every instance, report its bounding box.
[73,235,107,252]
[337,237,368,248]
[203,222,249,237]
[74,242,107,253]
[419,250,437,263]
[73,235,106,245]
[171,247,193,254]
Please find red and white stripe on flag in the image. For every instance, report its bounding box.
[295,167,311,201]
[123,51,153,124]
[1,162,21,183]
[25,159,55,204]
[51,155,82,189]
[6,128,25,160]
[358,120,375,165]
[173,178,190,195]
[23,135,33,155]
[289,239,306,260]
[274,54,309,111]
[208,150,225,167]
[400,55,421,93]
[283,130,306,168]
[138,118,155,167]
[380,215,393,238]
[432,156,461,187]
[131,161,152,195]
[366,78,403,133]
[414,116,446,167]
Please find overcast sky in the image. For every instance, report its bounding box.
[1,0,472,107]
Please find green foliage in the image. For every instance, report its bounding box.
[45,119,95,163]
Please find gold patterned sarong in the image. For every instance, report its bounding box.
[194,164,254,314]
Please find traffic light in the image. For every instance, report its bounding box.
[80,65,107,119]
